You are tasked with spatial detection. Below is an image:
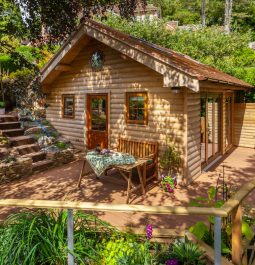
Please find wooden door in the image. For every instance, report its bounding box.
[87,94,108,149]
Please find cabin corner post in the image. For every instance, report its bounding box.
[214,216,221,265]
[231,204,242,265]
[183,87,188,183]
[67,209,74,265]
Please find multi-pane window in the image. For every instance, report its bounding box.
[62,95,75,118]
[126,92,148,125]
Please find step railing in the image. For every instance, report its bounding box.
[0,178,254,265]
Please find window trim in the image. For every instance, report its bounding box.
[62,94,75,119]
[126,92,148,125]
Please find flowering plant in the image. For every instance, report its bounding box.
[161,174,177,193]
[160,144,181,176]
[146,224,153,240]
[165,259,178,265]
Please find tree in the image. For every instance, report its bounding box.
[224,0,233,33]
[201,0,206,27]
[102,15,255,87]
[14,0,147,45]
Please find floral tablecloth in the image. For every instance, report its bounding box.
[85,151,136,177]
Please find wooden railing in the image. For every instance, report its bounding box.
[0,178,255,265]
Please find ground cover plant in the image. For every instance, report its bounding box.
[0,210,206,265]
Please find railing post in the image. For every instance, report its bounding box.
[232,204,242,265]
[67,209,74,265]
[214,216,221,265]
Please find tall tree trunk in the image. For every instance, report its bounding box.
[224,0,233,34]
[201,0,206,27]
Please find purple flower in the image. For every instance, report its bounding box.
[146,224,153,239]
[165,259,178,265]
[161,174,166,179]
[166,183,174,193]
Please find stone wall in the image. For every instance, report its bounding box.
[0,157,33,184]
[46,149,75,167]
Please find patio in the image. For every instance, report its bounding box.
[0,146,254,232]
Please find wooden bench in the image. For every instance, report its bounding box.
[116,138,158,185]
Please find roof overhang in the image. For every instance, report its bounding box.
[41,20,253,92]
[41,22,200,92]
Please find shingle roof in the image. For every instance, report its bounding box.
[41,20,253,89]
[86,20,252,88]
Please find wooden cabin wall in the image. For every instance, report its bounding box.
[186,90,201,182]
[234,103,255,148]
[45,39,185,155]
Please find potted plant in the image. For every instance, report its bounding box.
[160,144,181,192]
[0,101,5,115]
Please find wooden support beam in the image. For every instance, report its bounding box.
[0,199,228,217]
[183,87,188,183]
[232,205,242,265]
[55,64,72,72]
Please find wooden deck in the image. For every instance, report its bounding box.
[0,147,254,231]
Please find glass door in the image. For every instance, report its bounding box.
[225,93,233,150]
[201,93,222,167]
[87,94,108,149]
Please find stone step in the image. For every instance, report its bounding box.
[9,135,35,147]
[32,159,53,172]
[15,144,41,155]
[0,115,18,123]
[1,128,24,137]
[0,122,21,130]
[21,151,46,163]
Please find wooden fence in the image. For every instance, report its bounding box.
[0,178,255,265]
[234,103,255,149]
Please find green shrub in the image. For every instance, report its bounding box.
[55,141,67,149]
[0,210,162,265]
[160,144,181,175]
[98,237,154,265]
[0,101,6,108]
[0,136,9,145]
[0,210,118,265]
[169,237,205,265]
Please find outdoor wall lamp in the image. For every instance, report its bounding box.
[171,87,181,94]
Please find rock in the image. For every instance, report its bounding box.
[46,149,75,166]
[0,157,33,184]
[38,136,55,148]
[25,126,42,135]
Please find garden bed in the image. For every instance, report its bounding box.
[0,209,209,265]
[0,157,32,184]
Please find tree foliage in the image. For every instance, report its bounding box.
[150,0,255,35]
[15,0,147,44]
[102,15,255,88]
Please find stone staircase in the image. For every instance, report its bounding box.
[0,115,53,172]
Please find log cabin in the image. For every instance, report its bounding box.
[41,20,253,183]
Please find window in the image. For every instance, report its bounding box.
[126,92,148,125]
[62,95,75,118]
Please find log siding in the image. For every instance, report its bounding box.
[45,39,185,156]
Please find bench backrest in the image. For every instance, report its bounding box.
[117,138,158,160]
